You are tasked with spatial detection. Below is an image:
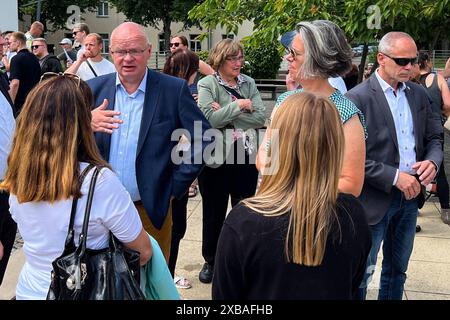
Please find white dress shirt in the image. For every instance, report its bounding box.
[328,76,348,94]
[0,91,15,180]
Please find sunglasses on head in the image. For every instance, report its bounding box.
[382,53,418,66]
[170,42,180,48]
[40,72,81,87]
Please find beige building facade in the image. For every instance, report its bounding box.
[21,1,254,69]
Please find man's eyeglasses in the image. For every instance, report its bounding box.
[226,55,244,63]
[110,48,148,58]
[169,42,180,48]
[40,72,81,87]
[31,45,43,50]
[285,47,301,59]
[381,53,418,67]
[72,31,80,37]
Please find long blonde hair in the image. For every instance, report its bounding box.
[0,76,108,202]
[243,92,344,266]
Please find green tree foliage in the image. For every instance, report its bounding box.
[189,0,449,82]
[18,0,99,31]
[189,0,342,47]
[241,41,282,79]
[108,0,203,52]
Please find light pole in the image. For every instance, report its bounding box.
[36,0,42,21]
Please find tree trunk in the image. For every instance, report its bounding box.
[357,43,369,83]
[430,30,441,51]
[163,15,172,54]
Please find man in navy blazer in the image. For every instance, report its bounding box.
[88,22,212,260]
[346,32,442,300]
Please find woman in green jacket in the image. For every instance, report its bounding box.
[196,39,266,284]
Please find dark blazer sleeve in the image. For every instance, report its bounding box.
[171,81,213,199]
[346,85,398,193]
[419,85,443,169]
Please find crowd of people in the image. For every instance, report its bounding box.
[0,17,449,301]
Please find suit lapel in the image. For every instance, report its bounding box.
[369,75,399,150]
[99,75,117,161]
[137,69,160,156]
[404,83,420,149]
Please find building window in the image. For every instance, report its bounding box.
[190,34,201,52]
[97,1,109,17]
[99,33,110,54]
[159,34,167,53]
[222,34,235,40]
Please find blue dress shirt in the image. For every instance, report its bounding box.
[375,70,416,184]
[109,70,148,201]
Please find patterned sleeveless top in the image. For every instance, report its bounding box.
[274,88,367,138]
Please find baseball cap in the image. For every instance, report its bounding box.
[59,38,72,45]
[280,30,297,48]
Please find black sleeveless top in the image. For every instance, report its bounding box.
[419,72,443,113]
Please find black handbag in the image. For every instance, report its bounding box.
[47,165,145,300]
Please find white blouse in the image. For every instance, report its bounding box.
[10,163,143,300]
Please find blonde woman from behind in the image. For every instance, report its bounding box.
[213,92,371,300]
[0,75,152,299]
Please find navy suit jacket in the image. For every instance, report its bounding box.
[88,69,212,229]
[0,74,15,117]
[346,74,443,225]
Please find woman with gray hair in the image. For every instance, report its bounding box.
[257,20,366,198]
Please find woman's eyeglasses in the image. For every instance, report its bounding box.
[381,53,418,67]
[285,47,302,59]
[226,55,245,63]
[40,72,81,87]
[170,42,180,48]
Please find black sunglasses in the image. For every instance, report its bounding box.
[382,53,418,66]
[72,31,80,36]
[31,45,42,50]
[170,42,180,48]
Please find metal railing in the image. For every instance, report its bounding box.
[430,50,449,71]
[148,51,169,70]
[420,50,450,71]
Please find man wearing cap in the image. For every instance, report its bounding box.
[57,38,77,70]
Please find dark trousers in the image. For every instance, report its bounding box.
[168,193,189,277]
[198,161,258,266]
[436,134,449,209]
[356,189,417,300]
[0,191,17,285]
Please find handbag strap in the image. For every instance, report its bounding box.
[78,166,103,255]
[63,164,96,251]
[85,59,98,78]
[220,84,245,100]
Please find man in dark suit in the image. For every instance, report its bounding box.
[88,22,212,261]
[346,32,443,300]
[0,33,16,285]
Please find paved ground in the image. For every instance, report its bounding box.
[1,101,450,300]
